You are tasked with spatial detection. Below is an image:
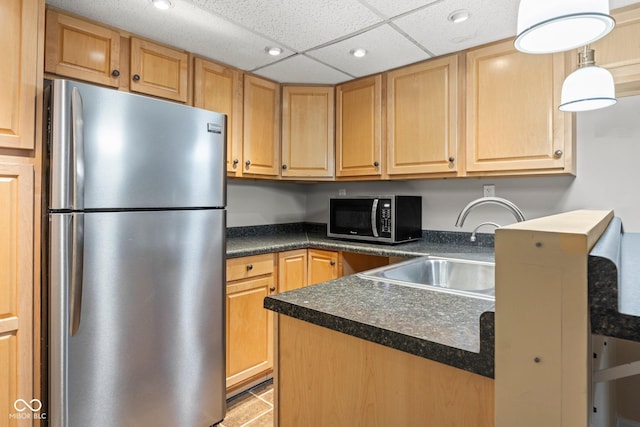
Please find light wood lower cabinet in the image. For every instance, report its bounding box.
[278,249,341,293]
[276,315,494,426]
[226,254,276,392]
[0,162,34,425]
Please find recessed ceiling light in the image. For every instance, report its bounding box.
[350,48,367,58]
[448,10,470,24]
[152,0,173,10]
[266,47,283,56]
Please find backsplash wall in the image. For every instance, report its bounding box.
[228,95,640,232]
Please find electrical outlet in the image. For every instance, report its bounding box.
[338,189,347,196]
[483,184,495,198]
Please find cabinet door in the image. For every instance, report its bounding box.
[308,249,340,286]
[336,75,382,178]
[590,4,640,97]
[0,163,34,422]
[45,10,121,88]
[0,0,39,149]
[466,39,574,175]
[226,276,274,389]
[130,37,188,102]
[278,249,308,292]
[193,58,243,175]
[281,86,335,178]
[243,75,281,177]
[386,55,459,176]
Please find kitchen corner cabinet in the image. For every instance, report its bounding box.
[129,37,189,103]
[226,253,276,391]
[193,58,244,176]
[308,249,340,284]
[1,0,39,150]
[45,9,121,88]
[336,75,383,179]
[281,86,335,179]
[278,249,340,293]
[386,55,460,177]
[0,162,34,423]
[465,39,575,176]
[590,4,640,97]
[243,75,281,177]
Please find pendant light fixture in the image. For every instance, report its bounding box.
[559,46,616,112]
[515,0,615,54]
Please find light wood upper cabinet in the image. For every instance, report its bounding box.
[281,86,335,179]
[590,4,640,97]
[130,37,189,103]
[336,75,383,178]
[1,0,39,150]
[278,249,308,293]
[0,162,34,424]
[193,58,243,175]
[243,75,281,177]
[226,254,276,391]
[45,10,121,88]
[308,249,340,285]
[386,55,460,177]
[465,39,574,176]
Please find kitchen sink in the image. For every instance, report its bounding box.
[358,256,495,300]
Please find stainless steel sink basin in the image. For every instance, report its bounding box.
[358,256,495,300]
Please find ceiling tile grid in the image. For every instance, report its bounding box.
[45,0,640,84]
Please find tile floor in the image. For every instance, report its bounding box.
[220,380,274,427]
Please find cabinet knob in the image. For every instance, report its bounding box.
[232,159,239,168]
[246,264,253,271]
[282,164,288,170]
[373,161,379,167]
[132,74,141,82]
[111,69,120,77]
[330,260,336,266]
[448,157,455,163]
[554,150,563,159]
[269,286,276,292]
[245,160,251,167]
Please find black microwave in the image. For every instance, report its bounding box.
[328,195,422,244]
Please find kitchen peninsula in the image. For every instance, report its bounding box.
[262,210,640,427]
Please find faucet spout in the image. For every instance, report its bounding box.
[455,196,525,227]
[470,222,501,242]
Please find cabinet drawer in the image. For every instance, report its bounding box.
[227,253,274,281]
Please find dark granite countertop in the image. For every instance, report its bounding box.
[231,223,496,378]
[589,216,640,342]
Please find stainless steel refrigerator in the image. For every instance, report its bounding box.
[46,79,226,426]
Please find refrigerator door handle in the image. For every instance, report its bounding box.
[69,213,84,336]
[71,87,85,210]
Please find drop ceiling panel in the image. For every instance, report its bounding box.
[359,0,440,19]
[254,54,353,84]
[188,0,384,52]
[47,0,291,70]
[307,24,432,78]
[393,0,519,57]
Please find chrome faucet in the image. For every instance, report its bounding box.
[470,222,501,242]
[455,197,525,243]
[455,196,525,227]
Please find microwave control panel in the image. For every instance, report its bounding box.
[380,201,392,234]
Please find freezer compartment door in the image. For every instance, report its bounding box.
[48,79,226,210]
[49,209,226,427]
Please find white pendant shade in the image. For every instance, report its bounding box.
[559,65,616,112]
[515,0,615,54]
